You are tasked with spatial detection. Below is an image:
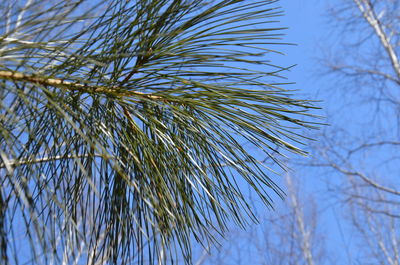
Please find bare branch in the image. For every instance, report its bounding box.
[286,174,315,265]
[329,162,400,196]
[353,0,400,80]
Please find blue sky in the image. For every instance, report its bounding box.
[271,1,350,263]
[278,0,329,99]
[200,1,359,264]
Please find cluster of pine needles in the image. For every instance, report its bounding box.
[0,0,318,264]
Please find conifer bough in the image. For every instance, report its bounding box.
[0,0,318,264]
[0,70,162,99]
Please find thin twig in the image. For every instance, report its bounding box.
[0,70,162,100]
[0,153,111,169]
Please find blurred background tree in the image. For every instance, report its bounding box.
[315,0,400,263]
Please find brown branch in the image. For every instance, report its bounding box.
[330,163,400,196]
[0,153,111,169]
[0,70,162,100]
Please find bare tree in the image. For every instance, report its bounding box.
[313,0,400,263]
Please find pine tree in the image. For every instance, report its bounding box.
[0,0,317,264]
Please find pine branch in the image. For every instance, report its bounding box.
[0,153,110,169]
[0,1,319,264]
[0,70,163,100]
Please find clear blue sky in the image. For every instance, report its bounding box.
[265,1,356,263]
[200,1,358,264]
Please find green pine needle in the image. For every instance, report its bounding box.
[0,0,319,264]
